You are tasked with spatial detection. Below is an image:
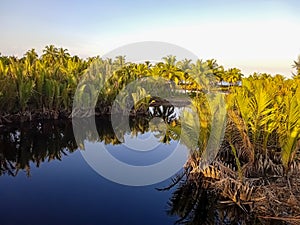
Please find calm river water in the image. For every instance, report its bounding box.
[0,111,254,225]
[0,116,183,225]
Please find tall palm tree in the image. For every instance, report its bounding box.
[42,45,58,64]
[176,59,193,92]
[213,66,225,84]
[161,61,184,94]
[292,55,300,78]
[189,59,213,93]
[57,47,70,65]
[24,49,38,65]
[162,55,176,66]
[114,55,126,69]
[224,68,243,86]
[176,58,192,71]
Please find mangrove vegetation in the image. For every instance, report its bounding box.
[1,46,300,224]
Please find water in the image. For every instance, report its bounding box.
[0,117,181,225]
[0,111,256,225]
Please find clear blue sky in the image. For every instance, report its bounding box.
[1,0,300,76]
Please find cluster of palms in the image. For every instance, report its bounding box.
[226,73,300,176]
[0,46,88,119]
[1,45,300,173]
[158,73,300,224]
[0,45,244,121]
[1,46,300,172]
[154,59,300,224]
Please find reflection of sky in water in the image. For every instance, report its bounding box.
[0,148,178,225]
[121,132,163,152]
[107,132,177,166]
[0,116,186,224]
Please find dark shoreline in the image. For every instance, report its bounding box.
[0,110,71,125]
[0,97,191,126]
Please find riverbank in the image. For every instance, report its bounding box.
[0,97,192,125]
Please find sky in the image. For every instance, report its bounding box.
[1,0,300,76]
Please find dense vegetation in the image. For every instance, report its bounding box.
[1,46,300,223]
[0,45,243,121]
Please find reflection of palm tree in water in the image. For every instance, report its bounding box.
[157,151,256,225]
[149,100,177,123]
[0,109,180,177]
[0,121,78,177]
